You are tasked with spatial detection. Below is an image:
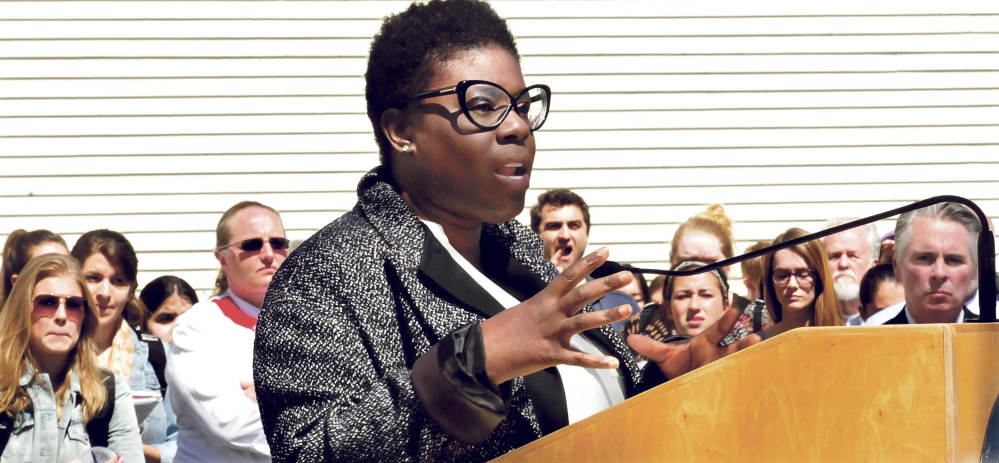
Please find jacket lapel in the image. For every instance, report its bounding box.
[418,230,506,319]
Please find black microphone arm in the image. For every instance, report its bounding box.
[617,195,997,323]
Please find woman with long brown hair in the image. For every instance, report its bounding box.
[72,230,177,463]
[0,254,142,461]
[761,227,844,339]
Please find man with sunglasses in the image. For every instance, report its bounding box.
[168,201,289,463]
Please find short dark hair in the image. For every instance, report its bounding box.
[529,188,591,233]
[139,275,200,327]
[859,263,898,309]
[365,0,519,166]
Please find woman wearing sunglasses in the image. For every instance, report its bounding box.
[166,201,287,463]
[254,1,757,461]
[760,227,844,340]
[71,230,178,463]
[0,254,143,462]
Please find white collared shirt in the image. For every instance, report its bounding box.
[167,289,270,463]
[903,304,965,324]
[423,221,627,425]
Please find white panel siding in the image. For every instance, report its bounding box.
[1,0,997,297]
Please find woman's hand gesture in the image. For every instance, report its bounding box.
[479,248,634,384]
[628,307,760,380]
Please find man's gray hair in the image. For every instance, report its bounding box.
[894,202,981,265]
[824,218,880,260]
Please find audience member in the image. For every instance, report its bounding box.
[529,188,640,331]
[874,202,980,325]
[0,254,143,462]
[670,204,766,342]
[878,231,895,265]
[648,275,666,306]
[761,228,844,340]
[665,261,730,337]
[734,240,772,341]
[529,188,589,273]
[823,219,880,326]
[254,2,756,460]
[857,263,904,322]
[2,229,70,306]
[72,230,178,463]
[139,276,199,344]
[740,240,771,301]
[620,269,650,307]
[168,201,287,463]
[623,261,730,361]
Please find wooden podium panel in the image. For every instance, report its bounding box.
[492,324,999,463]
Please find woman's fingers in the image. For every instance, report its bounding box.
[553,247,609,291]
[556,347,621,370]
[558,271,633,317]
[563,304,632,334]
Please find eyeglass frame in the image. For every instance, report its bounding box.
[33,294,88,322]
[771,269,816,286]
[218,237,291,252]
[412,80,551,132]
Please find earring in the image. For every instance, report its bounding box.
[402,145,410,153]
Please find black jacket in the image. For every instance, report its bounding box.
[254,168,653,462]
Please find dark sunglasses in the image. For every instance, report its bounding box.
[33,294,88,322]
[219,237,291,252]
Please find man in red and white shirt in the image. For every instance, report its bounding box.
[167,201,289,463]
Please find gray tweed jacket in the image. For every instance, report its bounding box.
[254,167,648,462]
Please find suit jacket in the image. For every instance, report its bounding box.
[254,167,653,462]
[882,305,978,325]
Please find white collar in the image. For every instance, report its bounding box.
[218,289,261,319]
[903,305,964,324]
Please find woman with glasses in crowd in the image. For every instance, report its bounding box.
[2,229,70,307]
[760,227,844,340]
[71,230,178,463]
[0,254,143,462]
[253,1,757,461]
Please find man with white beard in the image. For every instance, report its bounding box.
[823,219,880,325]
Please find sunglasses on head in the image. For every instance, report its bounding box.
[33,294,87,322]
[219,237,290,252]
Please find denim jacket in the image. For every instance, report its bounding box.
[0,365,144,463]
[130,331,178,463]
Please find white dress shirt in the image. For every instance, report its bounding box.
[167,290,270,463]
[423,221,627,425]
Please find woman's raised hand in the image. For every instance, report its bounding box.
[479,248,633,385]
[628,307,760,380]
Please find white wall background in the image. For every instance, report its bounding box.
[1,0,997,297]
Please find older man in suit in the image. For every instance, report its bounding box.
[878,202,981,325]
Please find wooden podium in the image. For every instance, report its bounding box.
[491,324,999,462]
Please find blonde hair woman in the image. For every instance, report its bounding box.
[0,254,142,461]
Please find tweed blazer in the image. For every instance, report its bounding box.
[254,167,648,462]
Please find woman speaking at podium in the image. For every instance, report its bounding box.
[253,1,758,461]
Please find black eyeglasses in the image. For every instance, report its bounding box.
[772,269,815,286]
[219,237,290,252]
[33,294,88,322]
[413,80,551,132]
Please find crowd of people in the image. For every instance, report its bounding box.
[1,0,996,462]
